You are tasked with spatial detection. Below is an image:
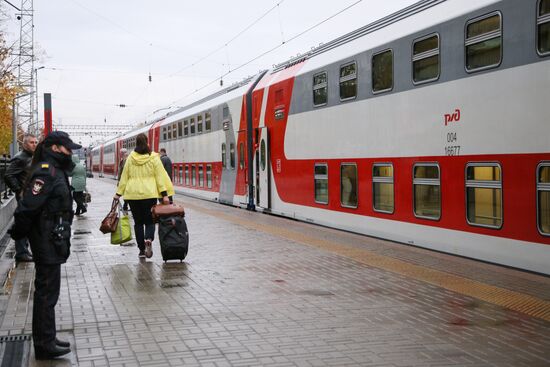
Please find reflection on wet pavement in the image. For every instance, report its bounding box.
[0,177,546,366]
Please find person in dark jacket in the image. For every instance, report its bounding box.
[9,131,81,360]
[160,148,173,181]
[4,133,37,262]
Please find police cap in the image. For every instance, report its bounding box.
[43,131,82,150]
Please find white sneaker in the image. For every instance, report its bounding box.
[144,240,153,258]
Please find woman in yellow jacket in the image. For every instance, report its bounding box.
[114,133,174,259]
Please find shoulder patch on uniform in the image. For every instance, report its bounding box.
[41,163,49,169]
[31,178,45,195]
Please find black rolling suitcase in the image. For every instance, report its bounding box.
[158,216,189,262]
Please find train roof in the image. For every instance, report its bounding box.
[90,135,120,151]
[159,71,265,127]
[120,122,157,141]
[272,0,500,76]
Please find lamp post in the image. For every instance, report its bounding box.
[34,66,45,135]
[11,92,32,157]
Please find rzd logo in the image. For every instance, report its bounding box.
[444,109,461,126]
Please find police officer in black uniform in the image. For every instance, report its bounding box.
[9,131,81,360]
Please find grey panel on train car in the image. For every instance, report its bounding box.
[289,0,544,116]
[218,103,237,205]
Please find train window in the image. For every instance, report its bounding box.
[173,167,177,182]
[373,164,394,213]
[205,112,212,131]
[179,165,183,184]
[466,163,502,228]
[413,34,440,84]
[190,117,195,134]
[191,165,196,186]
[162,127,167,142]
[537,163,550,235]
[199,166,204,187]
[172,123,177,140]
[167,127,172,140]
[538,0,550,55]
[184,120,189,136]
[372,49,393,93]
[230,143,236,170]
[197,115,203,134]
[413,164,440,220]
[221,143,226,168]
[207,165,212,189]
[185,165,189,185]
[314,163,328,205]
[260,140,266,171]
[465,13,502,72]
[223,106,229,119]
[178,121,183,138]
[339,62,357,101]
[239,142,245,169]
[313,71,328,106]
[341,164,358,208]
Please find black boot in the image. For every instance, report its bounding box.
[35,344,71,360]
[55,338,70,348]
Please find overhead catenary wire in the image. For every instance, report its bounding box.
[169,0,364,107]
[66,0,225,62]
[65,0,363,127]
[165,0,287,79]
[277,2,286,44]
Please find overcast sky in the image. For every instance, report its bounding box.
[2,0,416,145]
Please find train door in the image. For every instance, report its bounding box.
[149,121,162,152]
[255,127,270,209]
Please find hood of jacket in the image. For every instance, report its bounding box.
[129,151,159,166]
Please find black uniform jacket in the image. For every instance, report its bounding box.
[12,154,73,264]
[4,149,33,197]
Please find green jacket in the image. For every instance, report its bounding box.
[70,155,87,192]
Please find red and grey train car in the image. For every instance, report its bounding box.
[92,0,550,274]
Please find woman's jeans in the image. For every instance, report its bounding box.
[127,198,157,251]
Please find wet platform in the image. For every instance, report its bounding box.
[0,177,549,366]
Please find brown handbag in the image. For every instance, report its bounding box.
[151,203,185,223]
[99,199,120,234]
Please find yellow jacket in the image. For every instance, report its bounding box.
[116,151,174,200]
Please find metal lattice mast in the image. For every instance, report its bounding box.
[16,0,35,138]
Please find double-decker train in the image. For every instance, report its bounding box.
[91,0,550,275]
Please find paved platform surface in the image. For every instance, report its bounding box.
[0,177,549,366]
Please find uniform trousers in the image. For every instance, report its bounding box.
[33,264,61,348]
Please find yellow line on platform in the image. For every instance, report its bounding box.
[183,201,550,322]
